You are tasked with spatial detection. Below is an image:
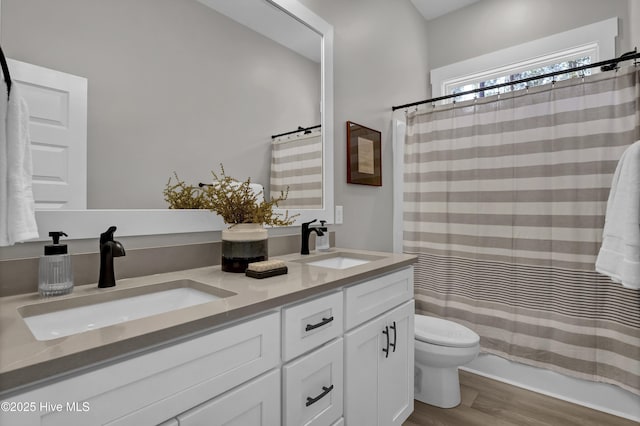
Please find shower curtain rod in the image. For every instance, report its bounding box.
[391,50,640,111]
[271,124,321,139]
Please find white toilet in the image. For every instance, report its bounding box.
[414,315,480,408]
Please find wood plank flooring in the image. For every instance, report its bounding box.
[403,370,637,426]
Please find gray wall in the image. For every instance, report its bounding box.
[427,0,633,70]
[1,0,320,209]
[301,0,431,252]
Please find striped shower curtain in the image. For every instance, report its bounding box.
[270,130,322,209]
[404,66,640,394]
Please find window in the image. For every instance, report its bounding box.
[450,55,592,102]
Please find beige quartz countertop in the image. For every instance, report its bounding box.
[0,248,416,396]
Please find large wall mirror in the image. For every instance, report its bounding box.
[0,0,334,239]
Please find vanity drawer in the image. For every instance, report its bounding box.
[178,369,280,426]
[283,338,343,426]
[282,291,343,361]
[344,266,413,330]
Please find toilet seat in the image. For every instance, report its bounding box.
[415,315,479,348]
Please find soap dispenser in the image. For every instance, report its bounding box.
[38,231,74,297]
[316,220,330,251]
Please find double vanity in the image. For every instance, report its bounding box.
[0,249,416,425]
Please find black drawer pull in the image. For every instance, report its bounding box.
[382,326,390,358]
[305,316,334,332]
[390,321,397,353]
[306,385,334,407]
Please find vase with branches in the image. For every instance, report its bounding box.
[163,165,298,272]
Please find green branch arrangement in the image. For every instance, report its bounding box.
[163,165,298,226]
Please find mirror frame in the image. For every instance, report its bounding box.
[2,0,334,239]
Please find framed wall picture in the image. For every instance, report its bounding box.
[346,121,382,186]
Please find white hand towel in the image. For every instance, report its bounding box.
[0,81,39,246]
[595,140,640,289]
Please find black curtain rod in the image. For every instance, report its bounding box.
[271,124,321,139]
[391,50,640,111]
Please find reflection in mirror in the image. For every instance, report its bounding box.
[3,0,320,209]
[271,126,322,209]
[1,0,334,238]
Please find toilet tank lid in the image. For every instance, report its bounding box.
[415,315,480,347]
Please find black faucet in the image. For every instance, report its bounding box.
[98,226,126,288]
[301,219,324,255]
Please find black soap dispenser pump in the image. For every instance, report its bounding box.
[38,231,74,297]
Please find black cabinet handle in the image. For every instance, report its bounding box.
[305,316,334,332]
[306,385,334,407]
[390,321,397,353]
[382,326,390,358]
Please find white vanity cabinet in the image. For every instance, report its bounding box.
[1,264,415,426]
[344,267,415,426]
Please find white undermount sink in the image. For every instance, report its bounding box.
[295,252,384,270]
[19,280,235,341]
[306,256,372,269]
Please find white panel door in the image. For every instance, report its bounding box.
[7,59,87,209]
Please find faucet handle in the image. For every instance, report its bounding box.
[302,219,318,228]
[100,226,118,245]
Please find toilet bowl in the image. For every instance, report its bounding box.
[414,315,480,408]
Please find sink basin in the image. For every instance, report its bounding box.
[295,252,384,270]
[19,280,235,341]
[306,256,371,269]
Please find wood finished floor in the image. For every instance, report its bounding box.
[403,370,637,426]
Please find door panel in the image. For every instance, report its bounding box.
[8,59,87,209]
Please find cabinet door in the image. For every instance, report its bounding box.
[378,300,414,426]
[177,369,280,426]
[344,312,387,426]
[344,300,414,426]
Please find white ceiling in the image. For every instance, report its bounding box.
[411,0,481,21]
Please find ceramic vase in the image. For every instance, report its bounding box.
[221,223,268,272]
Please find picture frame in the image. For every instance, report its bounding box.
[346,121,382,186]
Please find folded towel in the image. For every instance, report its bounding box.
[595,140,640,289]
[0,81,39,246]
